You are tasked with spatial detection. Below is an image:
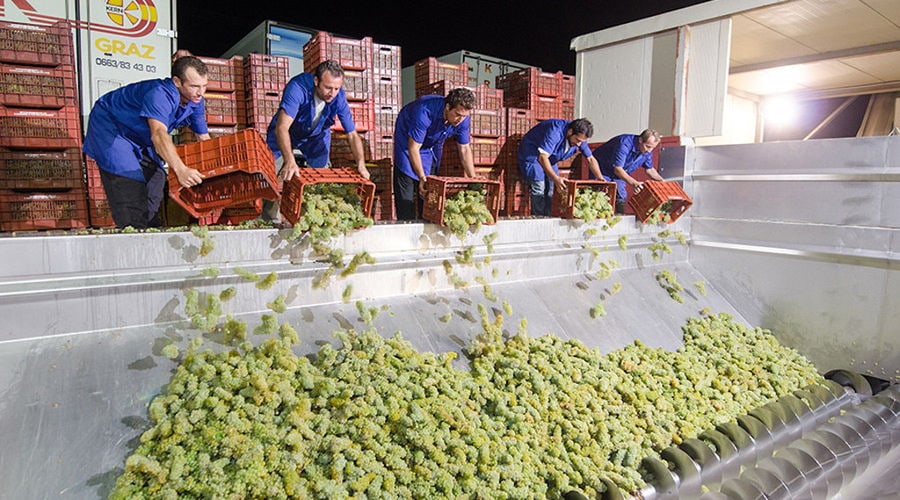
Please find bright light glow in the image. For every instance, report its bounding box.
[763,95,799,127]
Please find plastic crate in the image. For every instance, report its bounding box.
[176,125,239,145]
[372,134,393,162]
[303,32,373,72]
[627,180,693,224]
[330,131,374,162]
[374,104,398,133]
[421,176,501,227]
[373,74,401,107]
[218,199,263,225]
[0,188,88,231]
[503,94,561,121]
[373,43,401,73]
[84,157,114,228]
[468,108,505,138]
[414,58,468,88]
[243,54,289,92]
[170,129,279,218]
[550,179,616,219]
[372,191,395,221]
[443,136,506,166]
[0,147,84,191]
[0,105,81,149]
[243,88,281,135]
[203,91,240,125]
[280,167,376,225]
[0,63,77,109]
[561,74,575,100]
[416,80,503,110]
[505,107,533,136]
[340,69,371,101]
[495,67,561,98]
[0,20,74,67]
[560,99,575,120]
[196,55,243,93]
[331,100,375,133]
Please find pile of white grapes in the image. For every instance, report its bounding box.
[442,187,494,238]
[571,188,614,223]
[110,312,821,499]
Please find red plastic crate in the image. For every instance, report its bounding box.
[330,130,373,162]
[560,99,575,120]
[0,21,74,67]
[243,88,281,135]
[550,179,616,219]
[421,176,501,227]
[331,100,375,133]
[443,136,506,166]
[340,69,371,101]
[0,105,81,149]
[372,191,394,221]
[627,180,693,224]
[303,32,373,72]
[170,129,279,218]
[0,63,77,109]
[84,157,114,228]
[0,147,84,191]
[503,191,530,217]
[243,54,289,92]
[374,104,398,132]
[373,74,401,107]
[561,74,575,100]
[505,107,533,136]
[416,81,503,110]
[373,43,401,73]
[503,94,561,121]
[414,57,468,88]
[0,188,88,231]
[204,91,240,126]
[468,108,505,138]
[496,67,562,98]
[176,125,239,145]
[372,133,393,162]
[280,167,376,225]
[217,199,263,225]
[196,55,243,93]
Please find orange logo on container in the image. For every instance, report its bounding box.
[105,0,156,28]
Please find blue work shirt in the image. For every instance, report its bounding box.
[265,73,355,164]
[393,94,470,180]
[517,119,591,182]
[83,78,207,181]
[591,134,654,180]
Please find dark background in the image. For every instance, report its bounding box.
[178,1,711,74]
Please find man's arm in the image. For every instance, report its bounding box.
[148,118,203,188]
[645,167,665,182]
[274,109,300,181]
[457,142,477,178]
[612,166,641,188]
[538,153,565,193]
[407,137,428,197]
[347,130,370,180]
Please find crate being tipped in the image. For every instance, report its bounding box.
[280,168,376,226]
[422,176,501,228]
[170,129,279,218]
[628,180,693,224]
[551,179,617,221]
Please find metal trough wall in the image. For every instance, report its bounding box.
[685,136,900,383]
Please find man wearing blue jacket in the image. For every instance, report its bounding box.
[262,60,369,222]
[591,129,664,214]
[393,88,477,220]
[83,55,209,229]
[517,118,600,216]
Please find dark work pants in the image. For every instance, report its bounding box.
[394,170,423,221]
[98,154,165,229]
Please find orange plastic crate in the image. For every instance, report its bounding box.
[468,108,505,138]
[414,58,468,89]
[0,189,88,231]
[551,179,616,219]
[303,32,373,72]
[332,100,374,133]
[196,55,243,93]
[496,67,562,98]
[421,176,501,227]
[0,105,81,149]
[0,63,77,109]
[170,129,279,218]
[0,21,74,67]
[0,147,84,191]
[203,91,240,126]
[627,180,693,224]
[280,167,376,225]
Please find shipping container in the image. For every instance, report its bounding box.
[1,0,178,126]
[221,20,319,79]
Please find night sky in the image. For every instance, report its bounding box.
[178,1,711,74]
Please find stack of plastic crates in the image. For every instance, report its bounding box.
[627,180,693,224]
[0,20,88,231]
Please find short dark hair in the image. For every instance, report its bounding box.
[445,87,476,110]
[568,118,594,138]
[639,128,661,142]
[314,60,345,80]
[172,56,207,79]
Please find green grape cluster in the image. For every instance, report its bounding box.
[656,269,685,303]
[442,188,494,238]
[572,188,614,223]
[112,312,822,499]
[288,183,373,248]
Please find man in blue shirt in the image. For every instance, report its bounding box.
[517,118,600,216]
[393,88,477,220]
[591,129,664,214]
[262,60,369,222]
[83,56,209,228]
